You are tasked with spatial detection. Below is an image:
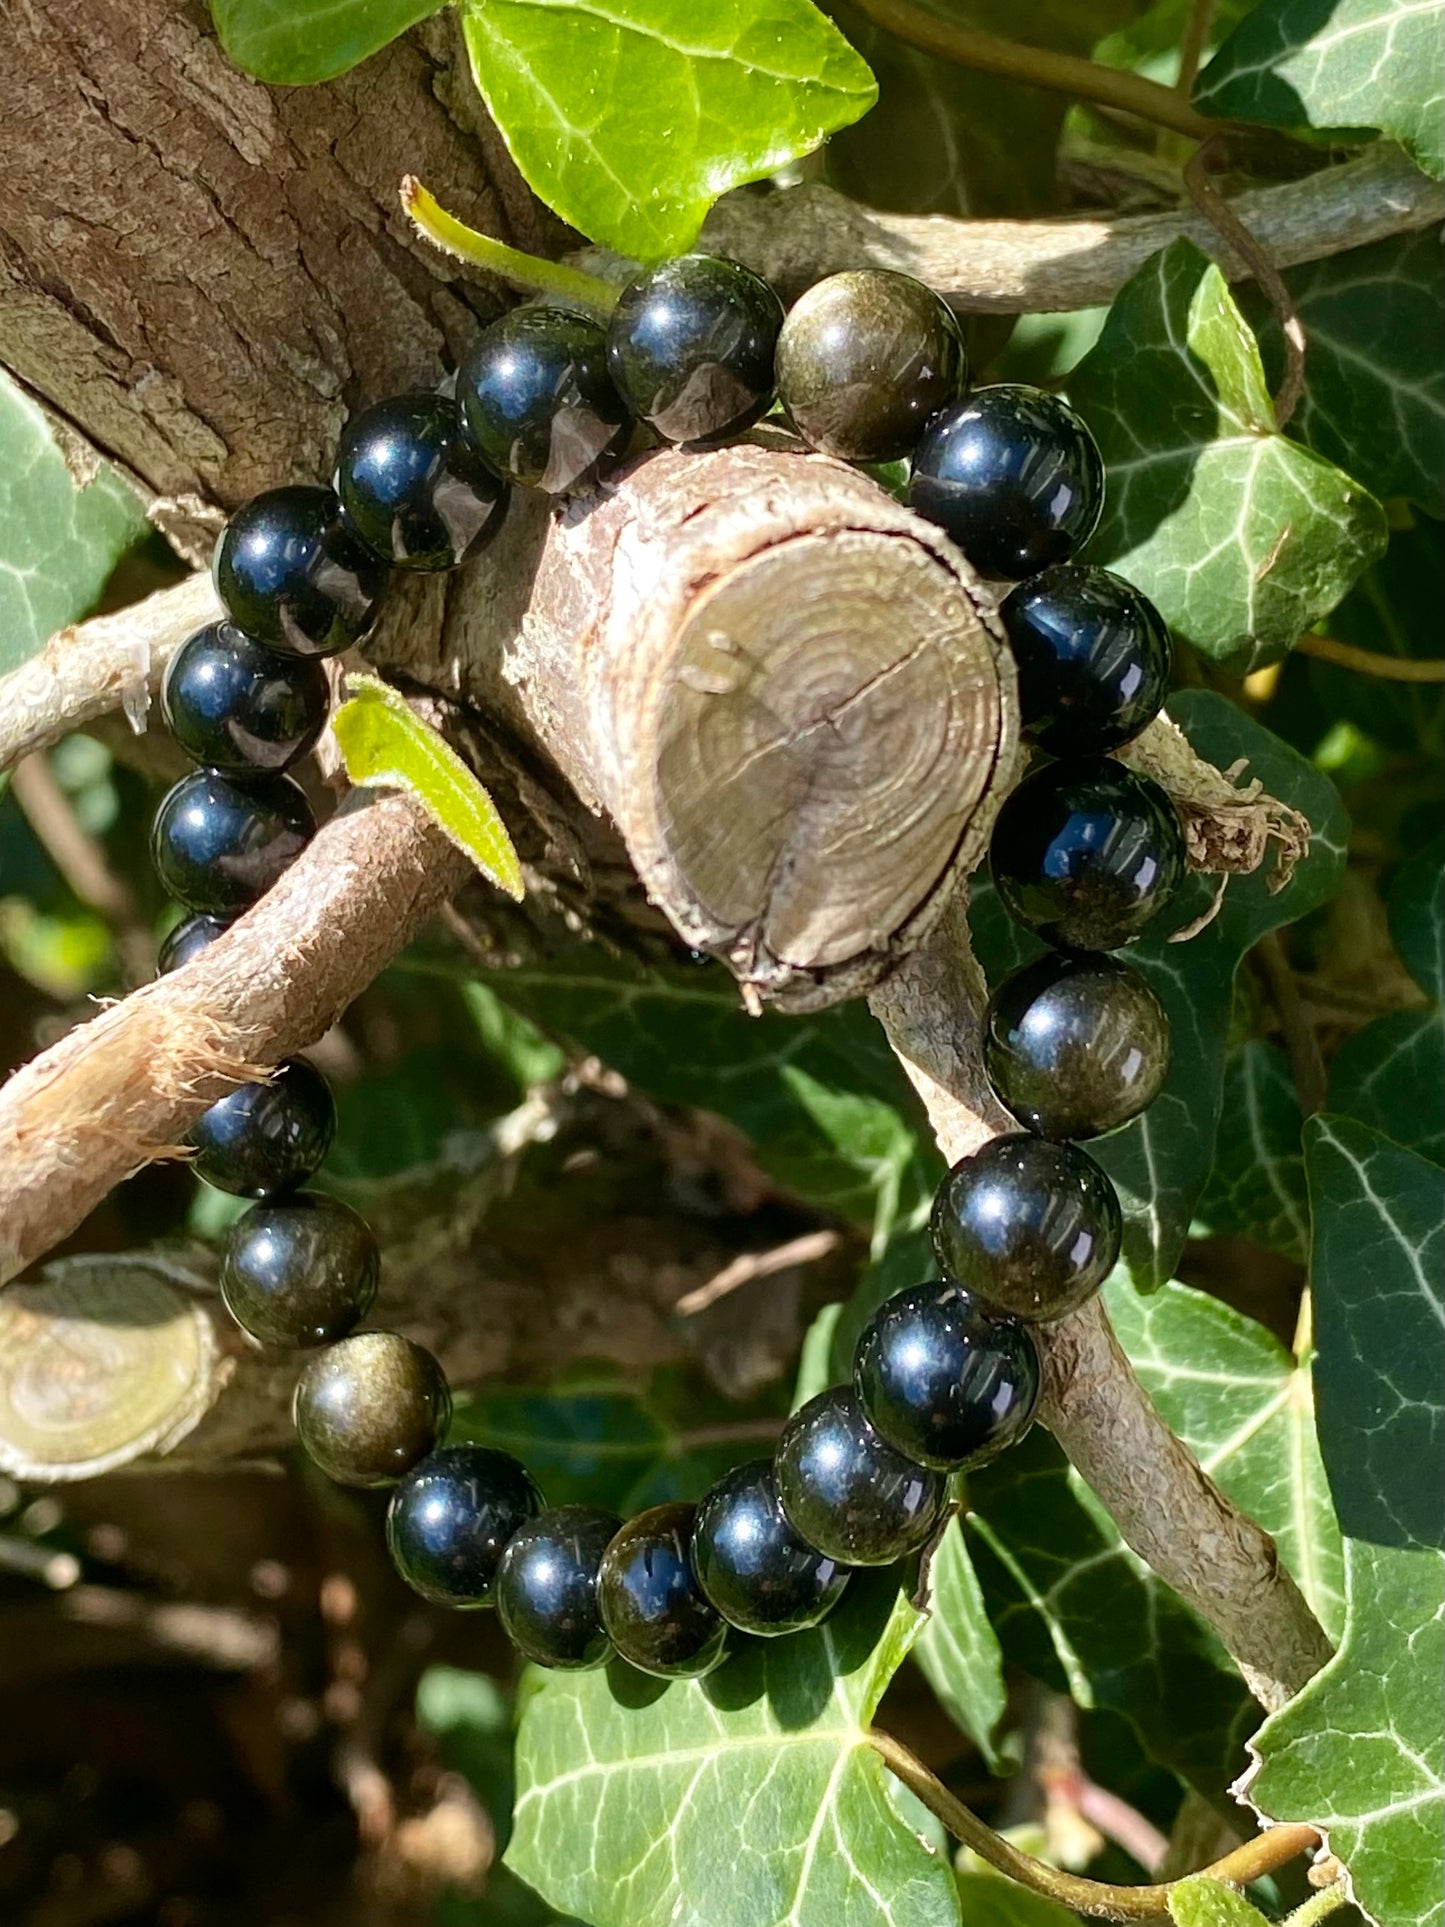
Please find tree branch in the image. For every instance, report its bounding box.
[868,892,1335,1711]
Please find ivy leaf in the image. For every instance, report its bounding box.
[1327,1008,1445,1167]
[1167,1874,1272,1927]
[506,1574,964,1927]
[1244,1539,1445,1927]
[1105,1274,1344,1639]
[912,1515,1014,1773]
[1389,841,1444,1003]
[0,372,148,675]
[1195,1041,1310,1263]
[1069,238,1387,671]
[459,0,877,260]
[208,0,446,83]
[953,1867,1081,1927]
[1194,0,1445,179]
[1247,230,1445,518]
[332,675,524,900]
[1304,1116,1444,1551]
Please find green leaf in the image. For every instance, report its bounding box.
[954,1866,1082,1927]
[1069,239,1388,671]
[1245,1539,1445,1927]
[332,675,524,899]
[506,1574,964,1927]
[1327,1008,1444,1166]
[1094,0,1262,87]
[1195,0,1445,179]
[1247,231,1445,518]
[1195,1041,1310,1263]
[971,690,1349,1286]
[912,1514,1014,1773]
[459,0,877,260]
[1304,1116,1444,1551]
[1167,1874,1271,1927]
[1105,1273,1345,1640]
[1389,842,1444,1003]
[209,0,447,84]
[0,373,148,675]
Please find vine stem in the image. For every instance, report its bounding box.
[1297,633,1445,682]
[401,178,620,314]
[870,1729,1320,1921]
[1282,1880,1353,1926]
[843,0,1219,139]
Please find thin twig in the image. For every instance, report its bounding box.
[871,1728,1319,1921]
[674,1229,842,1315]
[1176,0,1219,97]
[1255,931,1328,1118]
[9,752,156,982]
[844,0,1219,139]
[1185,136,1307,425]
[1297,633,1445,683]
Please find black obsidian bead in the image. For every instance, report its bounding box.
[931,1134,1122,1322]
[495,1505,622,1668]
[222,1191,380,1348]
[387,1445,544,1609]
[690,1460,851,1637]
[775,269,966,464]
[774,1388,947,1567]
[294,1332,450,1486]
[984,950,1171,1140]
[606,255,784,446]
[191,1058,336,1199]
[990,755,1187,951]
[334,392,506,571]
[213,484,387,657]
[160,622,329,775]
[1000,565,1171,754]
[150,768,315,915]
[158,911,236,975]
[909,385,1104,580]
[596,1504,731,1679]
[457,307,629,493]
[854,1281,1041,1471]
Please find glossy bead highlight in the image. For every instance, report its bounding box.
[691,1460,851,1637]
[774,1387,947,1567]
[158,912,236,975]
[334,392,506,570]
[161,622,330,773]
[931,1133,1122,1322]
[909,384,1104,580]
[457,307,629,492]
[854,1281,1040,1471]
[386,1445,544,1609]
[775,269,967,464]
[213,484,387,657]
[597,1503,731,1678]
[984,950,1171,1139]
[191,1058,336,1198]
[222,1191,380,1348]
[1000,565,1171,754]
[495,1505,622,1668]
[606,255,783,446]
[150,768,314,915]
[989,755,1187,951]
[293,1331,450,1485]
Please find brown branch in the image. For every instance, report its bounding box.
[868,892,1335,1711]
[0,789,472,1287]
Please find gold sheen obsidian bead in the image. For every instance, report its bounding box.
[292,1331,451,1488]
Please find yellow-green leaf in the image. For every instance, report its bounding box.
[332,675,524,900]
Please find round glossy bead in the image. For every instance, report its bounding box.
[990,755,1187,951]
[690,1459,851,1637]
[606,255,783,446]
[161,621,330,774]
[334,392,506,571]
[190,1058,336,1199]
[775,269,967,464]
[457,307,629,492]
[984,951,1171,1139]
[387,1445,544,1609]
[931,1134,1121,1322]
[909,385,1104,580]
[597,1503,731,1679]
[213,484,387,657]
[222,1192,380,1348]
[294,1332,450,1486]
[854,1281,1041,1471]
[150,768,315,915]
[1000,565,1171,754]
[495,1505,622,1668]
[158,912,236,975]
[774,1388,947,1567]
